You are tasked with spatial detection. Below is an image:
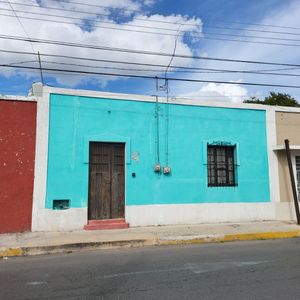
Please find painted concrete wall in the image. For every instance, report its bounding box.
[275,112,300,204]
[45,93,270,212]
[276,112,300,145]
[0,100,36,233]
[277,151,292,202]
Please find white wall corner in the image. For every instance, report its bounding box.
[33,208,88,232]
[274,202,296,221]
[31,84,51,231]
[266,108,280,203]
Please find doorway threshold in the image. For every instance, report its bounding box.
[84,219,129,230]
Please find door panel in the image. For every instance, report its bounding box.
[88,142,125,220]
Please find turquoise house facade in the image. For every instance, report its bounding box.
[39,89,271,228]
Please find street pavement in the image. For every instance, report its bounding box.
[1,238,300,299]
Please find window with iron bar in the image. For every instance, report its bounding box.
[207,145,237,187]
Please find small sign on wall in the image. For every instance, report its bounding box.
[208,141,233,146]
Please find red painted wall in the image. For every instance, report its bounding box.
[0,100,37,233]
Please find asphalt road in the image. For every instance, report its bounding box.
[1,239,300,300]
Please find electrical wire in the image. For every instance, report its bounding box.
[1,49,299,75]
[1,34,300,67]
[46,0,146,14]
[45,0,300,32]
[0,7,189,33]
[4,0,300,32]
[203,25,300,37]
[0,12,183,37]
[1,67,299,100]
[0,0,190,26]
[38,60,300,77]
[5,1,38,59]
[0,10,297,47]
[2,7,300,40]
[208,19,300,31]
[2,64,300,89]
[1,8,300,44]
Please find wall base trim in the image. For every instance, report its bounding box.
[31,208,87,232]
[126,203,288,227]
[274,202,297,221]
[31,203,298,231]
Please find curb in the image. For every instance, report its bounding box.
[1,230,300,258]
[158,230,300,245]
[0,239,155,258]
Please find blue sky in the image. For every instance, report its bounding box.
[0,0,299,102]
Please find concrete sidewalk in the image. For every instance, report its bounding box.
[1,221,300,258]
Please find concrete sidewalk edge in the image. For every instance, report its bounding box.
[158,230,300,245]
[0,238,155,258]
[1,230,300,258]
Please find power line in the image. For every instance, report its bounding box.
[2,50,300,77]
[45,0,300,33]
[1,13,300,47]
[202,36,300,47]
[1,34,300,67]
[2,8,300,44]
[5,0,45,84]
[6,59,36,66]
[208,19,300,31]
[37,60,300,77]
[203,25,300,37]
[5,1,37,57]
[2,48,300,76]
[38,60,221,74]
[203,31,300,43]
[0,0,190,26]
[0,7,186,33]
[0,12,183,37]
[2,6,300,40]
[3,0,300,34]
[0,8,194,37]
[6,0,300,32]
[46,0,145,14]
[2,64,300,89]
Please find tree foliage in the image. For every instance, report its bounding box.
[243,92,300,107]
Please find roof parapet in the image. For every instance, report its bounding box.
[29,82,43,98]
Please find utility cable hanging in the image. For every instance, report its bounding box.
[37,51,44,85]
[3,7,300,42]
[2,34,300,67]
[1,49,300,76]
[153,76,161,173]
[2,11,300,46]
[164,79,171,174]
[0,0,194,26]
[5,0,43,84]
[2,0,300,32]
[161,25,182,175]
[0,7,184,34]
[2,64,300,89]
[29,60,300,77]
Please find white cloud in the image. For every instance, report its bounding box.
[179,82,249,103]
[0,0,202,87]
[173,0,300,102]
[142,0,156,7]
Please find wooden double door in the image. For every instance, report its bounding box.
[88,142,125,220]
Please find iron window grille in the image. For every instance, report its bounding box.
[207,145,236,187]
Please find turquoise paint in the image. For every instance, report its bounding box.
[46,93,270,208]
